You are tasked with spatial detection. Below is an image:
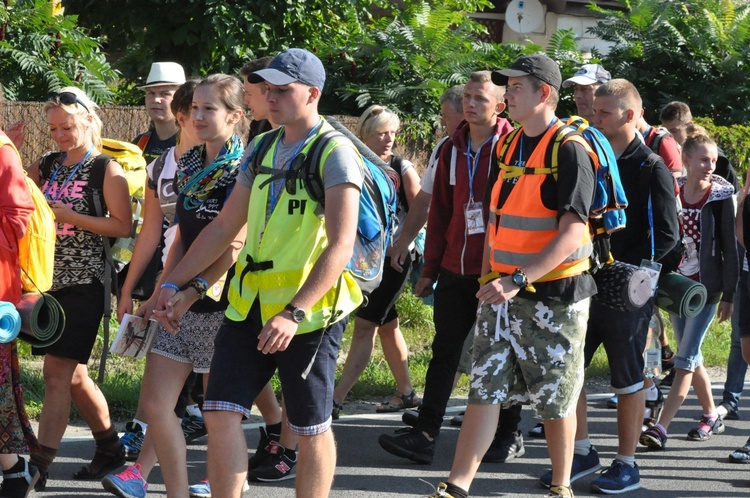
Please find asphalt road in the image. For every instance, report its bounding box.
[36,382,750,497]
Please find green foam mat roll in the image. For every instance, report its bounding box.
[15,293,66,348]
[656,272,707,318]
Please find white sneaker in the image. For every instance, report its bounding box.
[189,478,250,497]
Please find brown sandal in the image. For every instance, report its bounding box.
[376,390,421,413]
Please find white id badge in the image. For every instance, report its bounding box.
[465,201,485,235]
[640,259,662,296]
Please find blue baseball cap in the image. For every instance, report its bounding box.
[247,48,326,90]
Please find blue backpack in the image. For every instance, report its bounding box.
[552,116,629,234]
[249,117,398,297]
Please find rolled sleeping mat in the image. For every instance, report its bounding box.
[15,292,66,347]
[0,301,22,343]
[656,272,708,318]
[592,260,652,312]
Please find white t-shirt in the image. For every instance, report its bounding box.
[420,136,450,195]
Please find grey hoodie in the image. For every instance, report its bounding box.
[677,174,739,303]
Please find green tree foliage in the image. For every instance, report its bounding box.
[61,0,400,92]
[0,0,117,103]
[695,116,750,181]
[318,1,531,144]
[589,0,750,125]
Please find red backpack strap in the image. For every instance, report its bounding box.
[135,132,151,152]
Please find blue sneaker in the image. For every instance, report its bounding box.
[540,445,601,487]
[120,422,145,461]
[101,463,147,498]
[590,460,641,494]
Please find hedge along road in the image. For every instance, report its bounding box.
[35,378,750,497]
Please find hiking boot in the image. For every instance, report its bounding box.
[120,421,145,461]
[182,413,208,444]
[101,463,148,498]
[33,470,47,491]
[450,411,465,427]
[688,415,725,441]
[640,424,667,450]
[729,437,750,463]
[247,441,296,482]
[0,456,39,498]
[248,426,281,471]
[717,402,740,421]
[188,478,250,497]
[540,445,601,488]
[378,427,435,464]
[482,430,525,463]
[590,460,641,494]
[547,484,574,497]
[402,409,419,427]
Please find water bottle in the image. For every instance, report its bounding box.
[644,312,662,378]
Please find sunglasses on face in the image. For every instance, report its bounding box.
[47,91,90,114]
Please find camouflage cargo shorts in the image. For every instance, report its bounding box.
[469,297,590,420]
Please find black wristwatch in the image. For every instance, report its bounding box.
[284,304,306,323]
[511,268,529,289]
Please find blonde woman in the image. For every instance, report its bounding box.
[332,105,422,416]
[27,87,132,489]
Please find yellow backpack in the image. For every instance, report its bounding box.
[0,135,56,293]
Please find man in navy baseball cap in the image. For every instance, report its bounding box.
[247,48,326,90]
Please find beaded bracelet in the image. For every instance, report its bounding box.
[160,282,181,292]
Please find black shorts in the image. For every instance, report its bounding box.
[33,281,105,364]
[356,257,411,326]
[204,302,348,436]
[584,298,653,394]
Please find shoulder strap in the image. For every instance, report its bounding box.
[38,152,63,180]
[302,130,342,206]
[249,128,283,175]
[152,150,169,182]
[390,155,409,210]
[136,132,151,152]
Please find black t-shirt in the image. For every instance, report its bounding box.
[133,131,178,165]
[495,130,597,302]
[175,184,233,313]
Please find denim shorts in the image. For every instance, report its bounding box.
[469,297,589,420]
[669,302,718,372]
[584,298,653,394]
[203,302,347,436]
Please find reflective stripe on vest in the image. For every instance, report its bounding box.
[225,121,362,332]
[488,120,592,282]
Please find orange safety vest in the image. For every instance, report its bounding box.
[488,119,594,282]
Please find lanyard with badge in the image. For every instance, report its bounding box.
[43,145,95,202]
[464,135,493,235]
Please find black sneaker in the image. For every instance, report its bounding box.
[482,430,525,463]
[402,409,419,427]
[378,428,435,464]
[0,457,38,498]
[528,422,545,438]
[248,426,281,471]
[247,442,296,482]
[182,414,208,444]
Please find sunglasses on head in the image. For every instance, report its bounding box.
[47,91,90,114]
[361,106,394,127]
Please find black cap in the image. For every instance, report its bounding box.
[491,54,562,91]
